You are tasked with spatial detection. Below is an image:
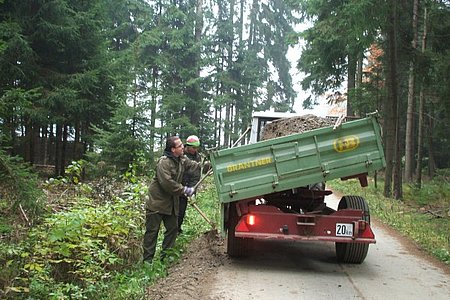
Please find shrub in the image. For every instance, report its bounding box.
[0,149,45,220]
[9,179,146,299]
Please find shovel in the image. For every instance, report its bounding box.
[188,196,216,229]
[187,170,216,229]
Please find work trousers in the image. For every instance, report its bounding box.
[178,195,188,232]
[143,210,178,262]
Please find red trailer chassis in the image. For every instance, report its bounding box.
[233,202,375,244]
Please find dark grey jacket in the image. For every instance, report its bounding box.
[182,152,201,187]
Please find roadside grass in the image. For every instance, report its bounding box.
[327,174,450,265]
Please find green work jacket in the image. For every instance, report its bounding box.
[146,153,201,215]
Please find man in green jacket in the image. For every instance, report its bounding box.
[143,136,201,263]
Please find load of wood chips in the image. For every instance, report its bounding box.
[261,114,334,140]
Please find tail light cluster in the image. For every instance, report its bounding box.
[358,220,374,239]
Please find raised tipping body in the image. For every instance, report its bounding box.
[210,115,386,263]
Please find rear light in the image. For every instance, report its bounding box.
[358,220,375,239]
[359,220,367,231]
[246,214,256,226]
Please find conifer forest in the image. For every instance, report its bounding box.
[1,1,450,298]
[1,0,449,196]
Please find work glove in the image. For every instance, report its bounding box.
[183,186,195,197]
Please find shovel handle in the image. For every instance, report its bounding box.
[193,168,213,191]
[189,200,215,228]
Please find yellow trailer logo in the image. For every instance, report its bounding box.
[227,157,273,172]
[333,135,360,153]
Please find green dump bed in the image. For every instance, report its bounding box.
[210,115,386,203]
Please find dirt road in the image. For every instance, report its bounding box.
[147,193,450,300]
[205,220,449,300]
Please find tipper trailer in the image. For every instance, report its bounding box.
[209,113,386,263]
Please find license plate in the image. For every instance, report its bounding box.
[336,223,353,237]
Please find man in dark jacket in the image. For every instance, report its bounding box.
[178,135,202,234]
[143,136,201,263]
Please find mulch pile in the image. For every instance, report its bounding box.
[261,114,334,140]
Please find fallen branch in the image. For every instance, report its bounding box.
[425,209,445,219]
[19,204,31,226]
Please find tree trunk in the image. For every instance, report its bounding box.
[24,117,32,162]
[415,7,427,188]
[43,125,48,165]
[384,0,399,198]
[392,0,407,200]
[195,0,203,48]
[235,0,245,145]
[416,88,424,187]
[149,66,158,164]
[55,124,62,176]
[6,109,16,155]
[61,123,68,176]
[427,111,436,178]
[132,76,138,137]
[214,105,219,148]
[404,59,415,182]
[393,106,402,199]
[32,123,40,164]
[224,104,231,147]
[224,0,235,147]
[404,0,419,182]
[355,52,363,115]
[182,0,203,130]
[347,54,356,117]
[217,105,222,148]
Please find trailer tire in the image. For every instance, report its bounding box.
[335,195,370,264]
[227,203,250,257]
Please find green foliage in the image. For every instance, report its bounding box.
[296,0,382,96]
[0,149,45,218]
[8,178,146,299]
[0,151,45,297]
[3,166,219,299]
[0,242,24,295]
[328,175,450,265]
[64,160,86,184]
[0,88,43,135]
[90,99,149,173]
[82,153,117,179]
[404,172,450,207]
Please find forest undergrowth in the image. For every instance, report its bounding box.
[0,161,219,299]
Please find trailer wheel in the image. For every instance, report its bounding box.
[227,203,250,257]
[335,196,370,264]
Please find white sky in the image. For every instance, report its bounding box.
[286,21,333,118]
[288,43,335,117]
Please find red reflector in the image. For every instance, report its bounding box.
[236,219,249,232]
[247,214,256,226]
